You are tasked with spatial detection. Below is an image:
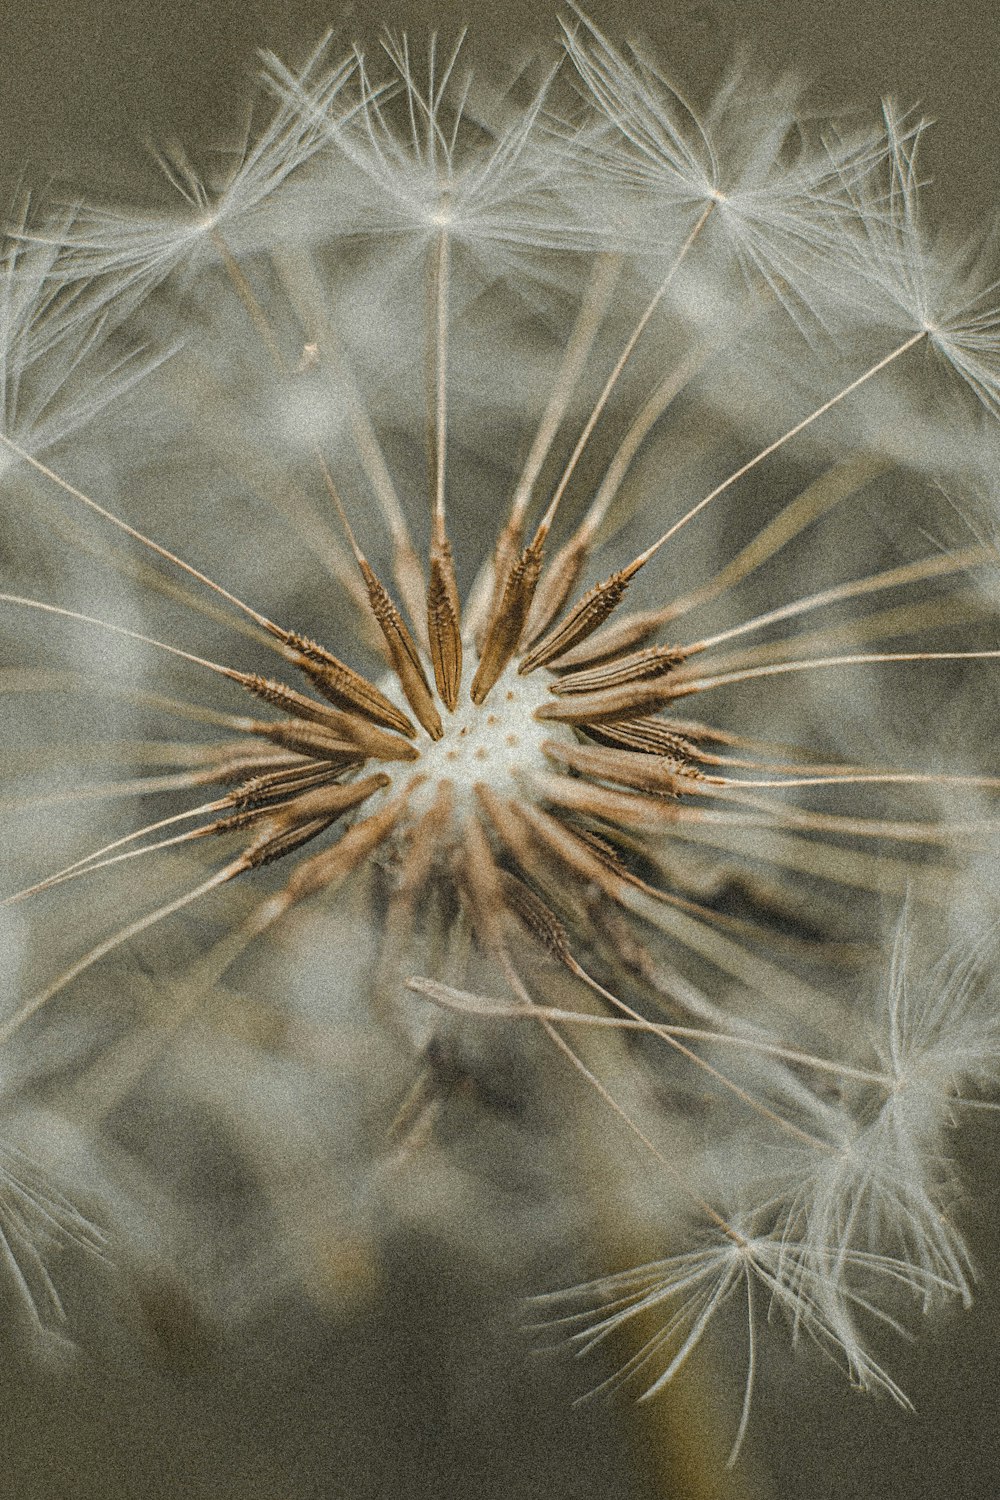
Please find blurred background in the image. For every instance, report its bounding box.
[0,1,998,1496]
[1,0,998,218]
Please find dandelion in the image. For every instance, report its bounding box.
[525,912,997,1458]
[38,37,358,294]
[1,11,999,1470]
[533,1225,938,1464]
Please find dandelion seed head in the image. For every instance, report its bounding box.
[2,7,1000,1453]
[391,658,567,820]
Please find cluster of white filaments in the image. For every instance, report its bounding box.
[2,9,1000,1461]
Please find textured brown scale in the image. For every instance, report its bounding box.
[254,772,390,827]
[519,569,632,673]
[472,848,649,1021]
[578,717,704,760]
[517,807,757,961]
[532,770,681,832]
[243,817,338,871]
[535,673,684,725]
[470,537,545,705]
[229,765,341,813]
[477,514,523,653]
[570,827,636,879]
[513,801,634,906]
[215,771,390,844]
[499,872,571,962]
[478,789,637,915]
[232,676,418,763]
[358,558,443,739]
[282,791,412,903]
[210,805,279,838]
[547,607,664,672]
[242,718,368,764]
[472,785,553,906]
[227,670,344,728]
[392,537,431,650]
[485,813,618,991]
[281,631,416,737]
[477,787,600,978]
[178,751,311,789]
[562,820,777,942]
[549,644,687,696]
[492,805,643,969]
[333,715,421,764]
[541,739,700,796]
[327,717,422,764]
[406,785,456,892]
[523,535,589,649]
[427,539,463,711]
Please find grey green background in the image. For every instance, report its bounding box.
[0,1,998,1497]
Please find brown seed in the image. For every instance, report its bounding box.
[359,559,443,740]
[519,569,632,673]
[427,538,463,712]
[549,644,687,696]
[281,631,416,737]
[470,538,545,704]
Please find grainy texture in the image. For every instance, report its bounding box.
[0,5,999,1499]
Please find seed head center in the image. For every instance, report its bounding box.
[396,657,569,819]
